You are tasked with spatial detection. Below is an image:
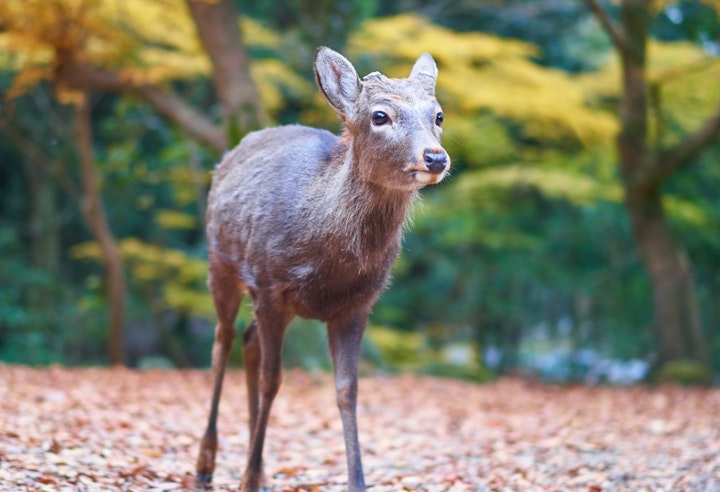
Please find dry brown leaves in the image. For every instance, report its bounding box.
[1,364,719,491]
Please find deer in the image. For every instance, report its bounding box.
[195,46,450,492]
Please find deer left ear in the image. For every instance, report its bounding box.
[409,53,438,95]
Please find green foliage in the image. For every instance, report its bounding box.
[366,326,426,367]
[0,225,105,365]
[242,0,378,49]
[365,326,490,382]
[282,319,332,371]
[0,5,718,380]
[653,359,714,386]
[71,238,214,319]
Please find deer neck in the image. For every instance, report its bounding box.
[301,144,416,269]
[329,148,416,263]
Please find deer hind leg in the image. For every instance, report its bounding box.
[196,255,244,486]
[240,300,291,492]
[243,320,260,453]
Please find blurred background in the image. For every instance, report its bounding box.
[1,0,719,385]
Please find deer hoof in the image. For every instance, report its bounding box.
[195,471,213,488]
[240,472,267,492]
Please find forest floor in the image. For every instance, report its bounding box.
[1,364,719,492]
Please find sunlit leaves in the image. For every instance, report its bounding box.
[456,166,622,207]
[251,59,314,119]
[349,13,619,147]
[0,0,205,94]
[578,40,720,146]
[153,210,198,230]
[352,13,536,67]
[71,238,213,318]
[0,0,293,111]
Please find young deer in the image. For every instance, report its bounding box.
[195,47,450,492]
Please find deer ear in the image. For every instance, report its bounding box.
[314,47,362,119]
[409,53,438,95]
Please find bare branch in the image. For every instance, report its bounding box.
[655,104,720,181]
[583,0,627,52]
[133,85,226,152]
[58,62,226,153]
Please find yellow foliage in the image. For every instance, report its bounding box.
[251,59,314,119]
[348,14,618,147]
[663,196,711,228]
[0,0,297,128]
[443,114,516,167]
[0,0,207,95]
[71,237,213,317]
[366,326,426,367]
[455,165,622,206]
[351,13,535,70]
[577,40,720,145]
[240,16,280,50]
[153,210,198,231]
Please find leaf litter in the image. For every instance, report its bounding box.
[1,364,719,491]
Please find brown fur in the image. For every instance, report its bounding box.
[195,47,450,492]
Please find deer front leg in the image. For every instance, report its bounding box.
[327,313,368,492]
[240,303,290,492]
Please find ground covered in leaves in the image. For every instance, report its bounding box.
[1,365,719,491]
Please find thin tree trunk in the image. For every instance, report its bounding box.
[23,154,61,358]
[26,163,60,278]
[75,96,127,366]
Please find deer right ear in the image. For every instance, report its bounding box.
[409,53,438,96]
[314,47,362,119]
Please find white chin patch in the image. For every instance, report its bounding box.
[414,171,444,186]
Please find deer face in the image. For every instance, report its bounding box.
[357,73,450,190]
[314,49,450,191]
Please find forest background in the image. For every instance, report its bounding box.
[1,0,719,385]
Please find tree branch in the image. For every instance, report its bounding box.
[655,103,720,181]
[185,0,265,129]
[57,62,226,153]
[133,85,226,152]
[583,0,627,52]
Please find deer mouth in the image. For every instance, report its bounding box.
[413,170,445,185]
[406,165,448,186]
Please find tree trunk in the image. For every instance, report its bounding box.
[75,96,127,366]
[626,187,706,364]
[56,0,266,153]
[612,0,707,368]
[185,0,266,140]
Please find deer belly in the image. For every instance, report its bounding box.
[286,264,388,321]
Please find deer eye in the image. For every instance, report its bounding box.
[435,112,444,126]
[372,111,390,126]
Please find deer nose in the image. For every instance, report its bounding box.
[424,149,448,173]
